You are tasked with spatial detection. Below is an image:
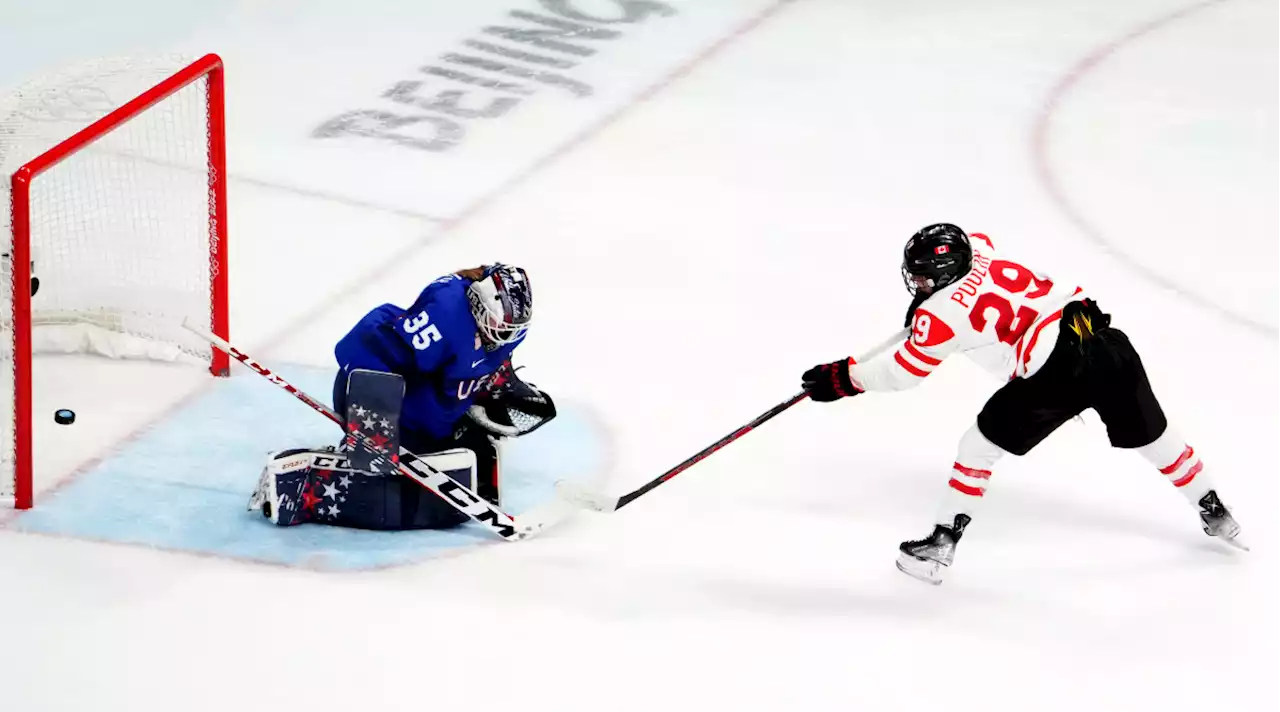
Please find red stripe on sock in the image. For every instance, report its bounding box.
[949,478,985,497]
[1160,446,1194,475]
[953,463,992,480]
[1172,460,1202,488]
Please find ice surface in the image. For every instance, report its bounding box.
[0,1,1275,711]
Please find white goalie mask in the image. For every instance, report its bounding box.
[467,264,532,347]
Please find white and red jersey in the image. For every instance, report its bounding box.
[850,233,1085,392]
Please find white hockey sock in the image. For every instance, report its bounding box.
[934,423,1007,526]
[1136,426,1213,504]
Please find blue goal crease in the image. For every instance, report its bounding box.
[8,364,606,570]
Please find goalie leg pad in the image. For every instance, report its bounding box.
[398,448,477,529]
[325,448,476,530]
[250,448,334,526]
[252,447,478,530]
[342,368,405,473]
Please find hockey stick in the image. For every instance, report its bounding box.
[559,329,910,512]
[181,319,538,541]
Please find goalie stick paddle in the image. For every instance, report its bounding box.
[181,319,538,542]
[559,328,911,513]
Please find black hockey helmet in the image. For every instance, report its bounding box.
[901,223,973,296]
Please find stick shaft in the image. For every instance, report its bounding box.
[614,328,909,510]
[197,326,343,424]
[615,390,808,509]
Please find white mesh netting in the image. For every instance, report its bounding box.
[1,55,222,502]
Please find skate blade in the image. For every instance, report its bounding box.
[895,553,946,585]
[1219,535,1250,552]
[1206,521,1249,552]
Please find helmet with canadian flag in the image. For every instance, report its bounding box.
[467,263,532,347]
[901,223,972,296]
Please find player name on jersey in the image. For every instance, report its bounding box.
[947,251,993,309]
[851,236,1084,391]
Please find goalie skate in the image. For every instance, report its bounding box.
[895,514,970,585]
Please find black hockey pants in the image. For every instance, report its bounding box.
[976,300,1168,456]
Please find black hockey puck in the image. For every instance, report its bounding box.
[54,409,75,425]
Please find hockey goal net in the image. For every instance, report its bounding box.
[1,54,229,510]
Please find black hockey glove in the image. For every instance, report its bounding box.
[469,361,557,437]
[802,358,863,402]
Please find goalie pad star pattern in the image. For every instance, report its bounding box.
[344,401,401,473]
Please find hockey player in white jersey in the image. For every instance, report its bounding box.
[801,223,1243,584]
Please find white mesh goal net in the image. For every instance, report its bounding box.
[1,54,228,507]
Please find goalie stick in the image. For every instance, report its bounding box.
[182,319,540,541]
[559,328,911,512]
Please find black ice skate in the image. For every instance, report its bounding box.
[896,514,971,585]
[1198,490,1247,551]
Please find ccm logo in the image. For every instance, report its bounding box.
[406,458,518,538]
[313,455,352,469]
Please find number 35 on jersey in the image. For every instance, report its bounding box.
[402,310,442,350]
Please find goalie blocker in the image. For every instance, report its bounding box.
[249,365,555,530]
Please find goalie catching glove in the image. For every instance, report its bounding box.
[469,360,557,437]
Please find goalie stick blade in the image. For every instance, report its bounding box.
[554,479,617,512]
[513,496,581,539]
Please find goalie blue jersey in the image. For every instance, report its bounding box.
[333,275,524,439]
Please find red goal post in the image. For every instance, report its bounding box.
[2,54,230,509]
